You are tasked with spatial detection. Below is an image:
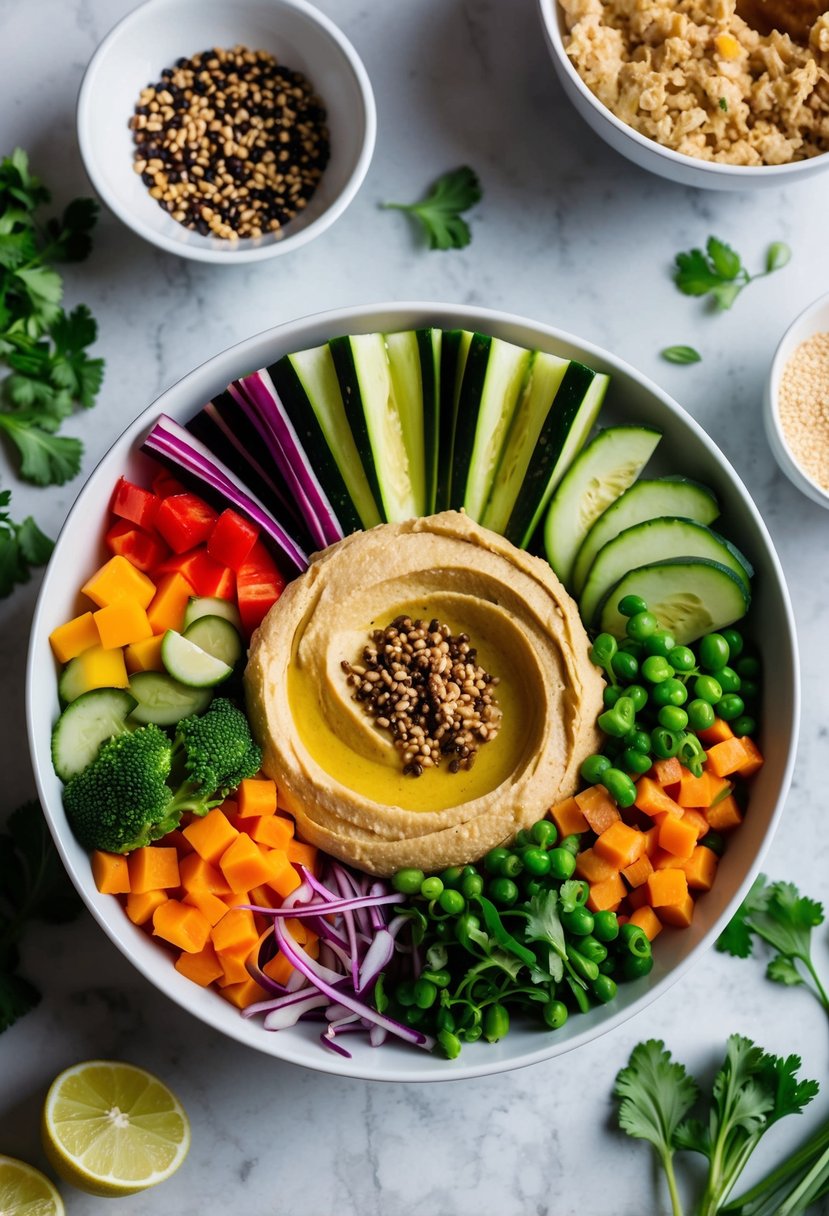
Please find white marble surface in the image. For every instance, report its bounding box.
[1,0,829,1213]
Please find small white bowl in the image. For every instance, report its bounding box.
[77,0,376,263]
[537,0,829,191]
[765,292,829,509]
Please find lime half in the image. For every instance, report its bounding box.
[0,1154,64,1216]
[41,1060,190,1197]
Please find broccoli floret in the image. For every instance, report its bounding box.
[62,698,263,855]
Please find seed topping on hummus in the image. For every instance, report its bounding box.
[342,615,502,777]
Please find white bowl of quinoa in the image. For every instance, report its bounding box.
[538,0,829,189]
[766,292,829,509]
[77,0,376,263]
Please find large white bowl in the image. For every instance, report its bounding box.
[27,303,798,1081]
[77,0,376,263]
[537,0,829,191]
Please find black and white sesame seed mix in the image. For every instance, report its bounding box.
[129,45,330,241]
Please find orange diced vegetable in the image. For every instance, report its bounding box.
[621,853,653,889]
[682,845,719,891]
[222,889,253,910]
[697,718,734,745]
[219,977,269,1009]
[627,883,650,910]
[236,777,277,819]
[246,814,294,851]
[652,848,688,871]
[127,846,180,894]
[735,736,764,777]
[93,599,153,649]
[677,768,730,808]
[178,852,231,895]
[706,737,750,777]
[157,828,193,856]
[219,832,275,892]
[124,634,165,673]
[146,571,195,634]
[575,785,621,834]
[182,807,239,864]
[629,905,663,941]
[174,943,224,987]
[647,868,689,908]
[211,907,258,955]
[286,839,318,871]
[587,872,625,913]
[49,612,99,663]
[642,825,660,859]
[634,777,684,820]
[706,794,743,832]
[658,892,695,929]
[217,946,254,986]
[264,849,302,898]
[549,797,589,838]
[594,821,645,870]
[681,809,709,839]
[91,850,131,894]
[651,757,682,791]
[248,883,280,909]
[575,848,618,884]
[125,889,168,925]
[63,644,129,694]
[153,899,211,952]
[184,888,231,927]
[263,951,295,987]
[658,814,698,860]
[82,555,156,609]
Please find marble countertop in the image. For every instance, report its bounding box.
[1,0,828,1213]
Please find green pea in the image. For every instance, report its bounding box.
[619,638,644,659]
[460,872,484,899]
[598,695,636,737]
[455,913,481,946]
[686,698,716,731]
[693,674,723,704]
[644,630,676,658]
[436,1007,455,1032]
[598,956,617,975]
[521,847,552,877]
[567,979,592,1015]
[626,727,652,754]
[626,684,649,712]
[652,678,688,707]
[581,752,612,784]
[668,645,696,672]
[623,953,654,981]
[620,923,652,958]
[717,693,745,721]
[392,868,425,896]
[720,628,744,658]
[739,678,760,703]
[548,847,577,880]
[732,715,756,737]
[736,655,760,678]
[438,1029,462,1059]
[562,906,594,937]
[483,1004,510,1044]
[560,834,582,856]
[591,974,618,1004]
[658,705,688,732]
[601,767,637,808]
[395,980,416,1007]
[420,876,444,900]
[405,1006,425,1026]
[422,968,451,989]
[543,999,569,1030]
[483,847,509,874]
[440,866,464,889]
[579,935,608,965]
[618,594,648,617]
[592,910,620,942]
[523,878,544,899]
[626,610,659,641]
[434,919,453,941]
[499,852,523,878]
[590,632,618,665]
[612,650,639,682]
[489,876,519,906]
[651,726,680,758]
[641,655,673,684]
[699,632,730,671]
[463,1024,483,1044]
[717,666,741,694]
[514,828,532,849]
[413,978,438,1009]
[531,819,557,848]
[623,747,652,775]
[438,888,465,916]
[603,684,623,708]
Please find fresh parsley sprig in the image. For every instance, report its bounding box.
[0,487,53,598]
[673,236,791,311]
[383,166,482,250]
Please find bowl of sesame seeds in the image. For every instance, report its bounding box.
[765,291,829,509]
[76,0,376,263]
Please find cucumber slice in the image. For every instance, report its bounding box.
[58,658,95,705]
[161,630,233,688]
[128,671,213,725]
[435,329,474,511]
[579,517,753,627]
[571,476,720,595]
[544,425,662,589]
[597,557,750,645]
[183,615,244,668]
[384,330,433,517]
[51,688,137,782]
[183,596,243,632]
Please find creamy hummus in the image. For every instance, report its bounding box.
[244,511,605,877]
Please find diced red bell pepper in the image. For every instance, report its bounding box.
[155,493,219,553]
[105,519,170,573]
[152,469,188,499]
[156,547,236,599]
[236,541,286,637]
[110,477,161,531]
[207,509,260,572]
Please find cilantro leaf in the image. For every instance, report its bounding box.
[44,197,99,263]
[0,486,53,597]
[0,414,82,485]
[673,236,790,311]
[674,248,724,296]
[707,236,742,280]
[383,166,482,251]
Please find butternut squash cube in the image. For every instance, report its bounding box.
[94,599,153,649]
[49,612,99,662]
[82,555,156,609]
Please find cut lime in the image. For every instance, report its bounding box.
[161,629,233,688]
[41,1060,190,1197]
[0,1155,64,1216]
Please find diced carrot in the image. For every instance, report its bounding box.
[658,814,698,860]
[697,718,734,745]
[642,825,661,859]
[217,946,254,987]
[153,899,211,953]
[91,850,131,895]
[125,889,168,925]
[182,807,239,865]
[184,888,231,926]
[248,883,280,909]
[634,777,684,820]
[93,599,153,649]
[652,848,688,871]
[658,892,695,929]
[681,808,710,839]
[212,907,258,955]
[735,736,764,777]
[264,849,302,898]
[236,777,277,819]
[174,942,224,987]
[706,737,750,778]
[246,815,294,850]
[677,769,730,808]
[575,785,621,834]
[146,571,195,635]
[124,634,165,674]
[629,905,663,941]
[178,852,231,895]
[286,839,318,871]
[587,872,626,913]
[627,883,650,910]
[49,612,99,663]
[575,848,618,884]
[263,951,295,986]
[682,845,719,891]
[621,853,653,889]
[647,868,689,908]
[549,797,589,838]
[706,794,743,832]
[219,832,276,892]
[127,846,180,894]
[219,977,269,1009]
[594,822,645,870]
[651,757,682,792]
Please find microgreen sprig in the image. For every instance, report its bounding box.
[673,236,791,311]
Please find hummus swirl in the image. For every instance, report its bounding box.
[244,511,605,877]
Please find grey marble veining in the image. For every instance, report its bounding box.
[1,1,829,1213]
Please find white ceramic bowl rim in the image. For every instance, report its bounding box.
[27,302,800,1081]
[537,0,828,180]
[767,290,829,504]
[76,0,377,264]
